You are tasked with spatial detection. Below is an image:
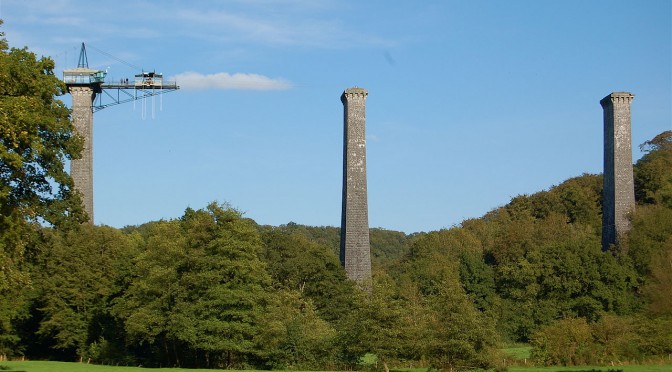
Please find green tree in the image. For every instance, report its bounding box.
[626,205,672,278]
[531,317,593,366]
[633,315,672,357]
[387,229,500,369]
[255,290,336,370]
[26,225,136,361]
[590,314,641,363]
[422,275,499,370]
[260,229,356,323]
[641,239,672,315]
[554,174,603,230]
[267,223,412,270]
[635,131,672,207]
[532,314,672,366]
[369,228,411,269]
[116,203,272,368]
[268,223,341,257]
[495,225,638,340]
[333,272,410,371]
[0,23,84,356]
[459,250,497,313]
[114,219,184,366]
[0,21,84,226]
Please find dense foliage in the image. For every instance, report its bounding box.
[0,21,85,360]
[1,29,671,369]
[0,21,84,227]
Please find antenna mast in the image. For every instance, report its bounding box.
[77,42,89,68]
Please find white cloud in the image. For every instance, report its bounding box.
[170,71,292,91]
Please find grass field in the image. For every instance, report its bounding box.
[2,360,672,372]
[0,360,217,372]
[502,345,532,360]
[507,366,672,372]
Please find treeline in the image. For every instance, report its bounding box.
[2,28,672,369]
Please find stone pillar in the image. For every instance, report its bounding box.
[600,92,635,251]
[69,86,96,223]
[340,87,372,285]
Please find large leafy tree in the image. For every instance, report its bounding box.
[255,290,336,370]
[0,21,84,225]
[25,225,137,361]
[422,276,499,370]
[116,203,272,368]
[635,131,672,207]
[345,272,413,372]
[260,229,357,323]
[628,132,672,278]
[380,230,500,369]
[0,22,84,356]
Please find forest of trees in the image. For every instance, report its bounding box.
[1,24,671,370]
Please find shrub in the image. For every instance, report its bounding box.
[530,318,593,366]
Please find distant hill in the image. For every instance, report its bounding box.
[258,222,414,270]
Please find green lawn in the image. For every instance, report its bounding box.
[497,346,672,371]
[502,345,532,360]
[507,366,672,372]
[0,360,225,372]
[2,360,671,372]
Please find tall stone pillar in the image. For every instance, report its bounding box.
[340,87,372,285]
[601,92,635,250]
[69,86,96,223]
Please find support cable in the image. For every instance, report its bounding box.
[87,44,143,72]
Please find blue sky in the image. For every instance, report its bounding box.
[2,1,670,233]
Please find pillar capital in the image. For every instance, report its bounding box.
[68,85,95,96]
[600,92,635,108]
[341,87,368,103]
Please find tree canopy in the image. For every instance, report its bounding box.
[0,22,84,357]
[0,21,84,226]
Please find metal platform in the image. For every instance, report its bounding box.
[93,83,179,112]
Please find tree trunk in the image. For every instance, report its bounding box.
[163,337,170,366]
[172,340,181,367]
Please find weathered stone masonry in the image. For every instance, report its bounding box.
[340,87,372,284]
[69,86,96,223]
[601,92,635,250]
